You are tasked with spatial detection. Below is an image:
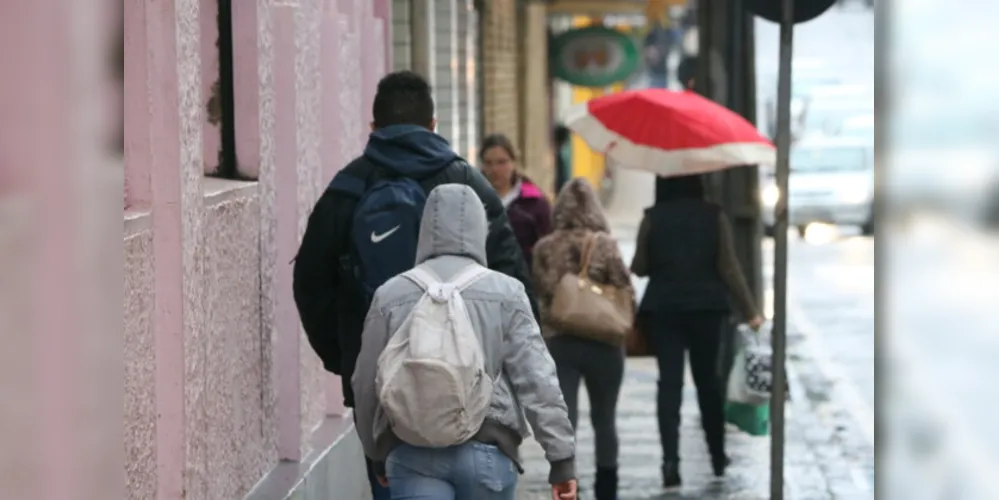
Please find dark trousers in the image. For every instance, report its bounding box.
[353,412,391,500]
[650,311,727,463]
[547,335,625,468]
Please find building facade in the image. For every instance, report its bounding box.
[392,0,554,194]
[123,0,392,498]
[122,1,560,498]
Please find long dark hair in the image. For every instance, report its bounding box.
[479,133,518,162]
[655,174,706,203]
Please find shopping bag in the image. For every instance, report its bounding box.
[725,401,770,437]
[726,324,773,405]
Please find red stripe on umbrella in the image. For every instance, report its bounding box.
[566,88,776,177]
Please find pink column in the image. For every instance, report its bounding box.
[2,0,118,496]
[124,0,151,207]
[337,0,354,23]
[3,1,80,498]
[372,0,392,76]
[273,4,303,462]
[146,0,195,496]
[320,1,348,419]
[321,4,343,182]
[359,0,376,122]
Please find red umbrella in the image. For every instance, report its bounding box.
[565,88,776,177]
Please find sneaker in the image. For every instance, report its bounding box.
[711,455,731,477]
[662,461,681,491]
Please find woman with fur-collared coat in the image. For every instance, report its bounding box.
[531,178,634,500]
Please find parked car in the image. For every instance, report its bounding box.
[762,136,875,237]
[759,68,842,138]
[797,98,872,139]
[838,114,875,143]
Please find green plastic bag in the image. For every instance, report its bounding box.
[725,401,770,436]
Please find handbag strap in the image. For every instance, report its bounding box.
[578,232,598,278]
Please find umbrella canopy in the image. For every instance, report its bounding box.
[565,88,776,177]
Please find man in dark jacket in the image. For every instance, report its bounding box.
[292,71,539,496]
[294,69,539,403]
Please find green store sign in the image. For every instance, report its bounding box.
[550,26,640,88]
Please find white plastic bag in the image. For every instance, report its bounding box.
[726,324,773,405]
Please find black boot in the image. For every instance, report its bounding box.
[662,461,681,491]
[711,454,731,477]
[594,467,618,500]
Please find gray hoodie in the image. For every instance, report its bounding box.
[351,184,576,485]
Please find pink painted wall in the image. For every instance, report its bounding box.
[122,0,390,498]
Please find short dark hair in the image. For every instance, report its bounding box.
[479,133,518,161]
[372,71,435,128]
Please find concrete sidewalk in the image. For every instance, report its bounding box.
[514,221,874,499]
[515,355,873,500]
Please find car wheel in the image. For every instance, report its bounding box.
[764,225,775,238]
[861,220,874,236]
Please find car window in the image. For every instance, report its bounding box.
[802,107,870,134]
[837,115,875,140]
[791,146,869,173]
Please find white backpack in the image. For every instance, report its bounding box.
[375,264,494,448]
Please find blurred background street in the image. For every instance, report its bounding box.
[102,0,999,497]
[518,4,877,499]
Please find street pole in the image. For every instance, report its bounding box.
[770,0,794,498]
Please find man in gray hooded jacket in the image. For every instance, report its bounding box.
[352,184,577,500]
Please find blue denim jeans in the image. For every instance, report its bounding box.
[385,442,518,500]
[366,455,391,500]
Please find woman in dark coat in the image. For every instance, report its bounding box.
[479,134,553,271]
[630,174,764,491]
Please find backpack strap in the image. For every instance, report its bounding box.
[447,265,489,291]
[327,171,366,198]
[328,157,465,198]
[327,158,379,198]
[404,265,486,302]
[403,266,441,292]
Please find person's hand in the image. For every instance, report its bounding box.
[551,479,578,500]
[376,475,389,488]
[747,315,765,331]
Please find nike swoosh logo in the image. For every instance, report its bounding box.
[371,225,401,243]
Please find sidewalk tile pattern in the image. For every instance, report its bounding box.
[515,358,874,500]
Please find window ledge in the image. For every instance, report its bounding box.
[203,177,257,205]
[123,208,151,238]
[245,412,360,500]
[123,178,257,238]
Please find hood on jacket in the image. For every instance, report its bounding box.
[414,184,488,266]
[552,177,610,232]
[363,124,458,177]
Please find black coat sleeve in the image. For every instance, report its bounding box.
[293,187,344,374]
[461,164,542,322]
